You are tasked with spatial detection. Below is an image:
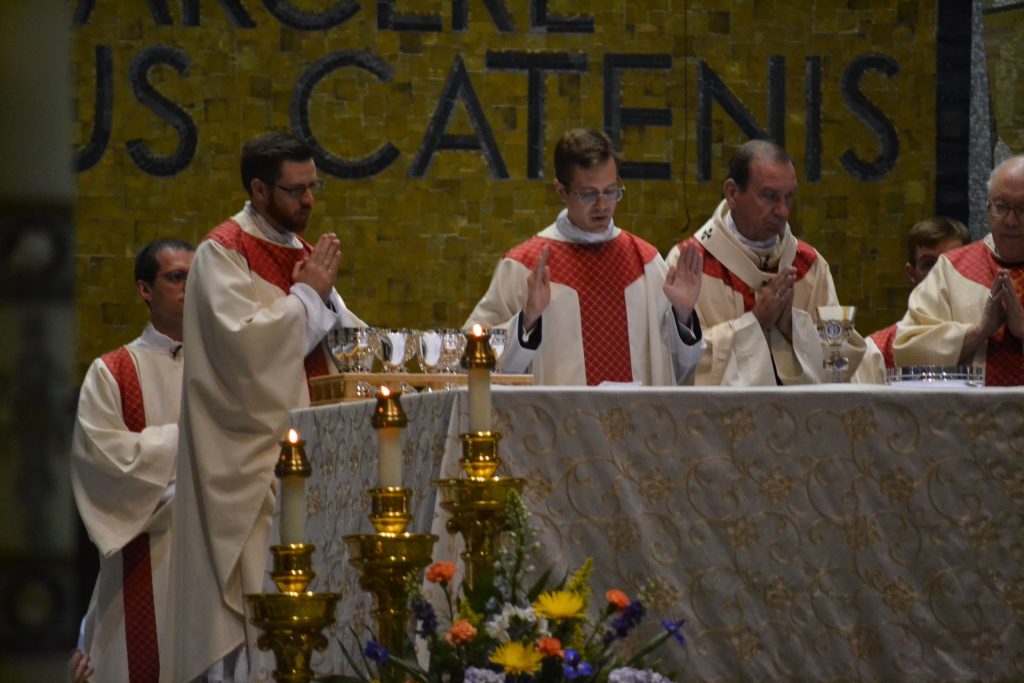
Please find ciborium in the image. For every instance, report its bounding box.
[817,305,857,383]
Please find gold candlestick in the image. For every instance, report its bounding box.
[437,432,524,591]
[246,431,339,683]
[438,329,524,591]
[247,547,339,683]
[345,489,438,656]
[344,393,437,657]
[246,544,340,683]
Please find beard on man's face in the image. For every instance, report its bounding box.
[266,193,310,233]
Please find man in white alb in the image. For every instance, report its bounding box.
[894,155,1024,385]
[466,127,704,386]
[167,132,360,682]
[667,139,862,385]
[71,238,193,683]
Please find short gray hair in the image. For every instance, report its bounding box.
[986,155,1024,196]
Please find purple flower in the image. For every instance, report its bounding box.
[563,649,593,679]
[411,597,438,637]
[605,600,646,641]
[661,618,685,646]
[364,640,389,665]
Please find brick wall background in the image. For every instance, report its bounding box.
[72,1,938,377]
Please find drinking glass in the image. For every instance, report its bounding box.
[816,305,856,383]
[350,327,377,373]
[417,329,444,374]
[438,328,466,375]
[489,327,507,366]
[327,326,359,372]
[375,328,415,374]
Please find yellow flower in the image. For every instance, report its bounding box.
[490,641,544,675]
[533,590,585,620]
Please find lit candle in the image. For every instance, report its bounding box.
[465,324,493,433]
[373,387,406,488]
[276,429,311,545]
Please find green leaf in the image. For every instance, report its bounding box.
[526,566,557,602]
[335,632,372,681]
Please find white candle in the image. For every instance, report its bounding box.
[279,429,307,545]
[377,387,403,487]
[467,325,492,433]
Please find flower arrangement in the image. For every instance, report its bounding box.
[328,492,685,683]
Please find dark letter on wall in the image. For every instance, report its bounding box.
[378,0,442,31]
[291,51,400,179]
[76,45,114,173]
[767,55,785,147]
[804,56,822,182]
[263,0,360,31]
[696,59,773,181]
[410,55,509,178]
[73,0,175,25]
[148,0,174,25]
[604,54,673,180]
[72,0,95,25]
[452,0,515,32]
[840,53,900,181]
[486,51,587,178]
[183,0,257,27]
[126,46,197,177]
[530,0,593,33]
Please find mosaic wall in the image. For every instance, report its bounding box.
[72,1,938,377]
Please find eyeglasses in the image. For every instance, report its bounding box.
[569,186,625,206]
[275,179,324,200]
[990,202,1024,221]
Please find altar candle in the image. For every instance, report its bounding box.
[467,324,492,433]
[375,387,403,488]
[277,429,310,545]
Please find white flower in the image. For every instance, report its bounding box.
[484,603,550,642]
[464,667,505,683]
[608,668,677,683]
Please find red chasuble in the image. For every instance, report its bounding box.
[99,348,159,683]
[946,242,1024,386]
[869,324,897,370]
[205,220,330,390]
[506,232,656,385]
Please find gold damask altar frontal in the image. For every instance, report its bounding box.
[289,387,1024,682]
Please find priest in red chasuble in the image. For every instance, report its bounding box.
[167,132,361,682]
[466,128,705,386]
[667,140,863,386]
[895,155,1024,385]
[71,239,193,683]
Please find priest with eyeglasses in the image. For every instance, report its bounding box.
[894,155,1024,385]
[466,127,705,386]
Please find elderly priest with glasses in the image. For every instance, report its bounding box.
[894,155,1024,385]
[466,128,705,386]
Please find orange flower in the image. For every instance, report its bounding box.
[426,561,457,584]
[537,637,563,658]
[446,619,478,645]
[606,589,629,610]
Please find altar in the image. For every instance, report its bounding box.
[284,385,1024,681]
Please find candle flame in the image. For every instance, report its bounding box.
[288,429,299,444]
[472,323,484,337]
[380,386,391,397]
